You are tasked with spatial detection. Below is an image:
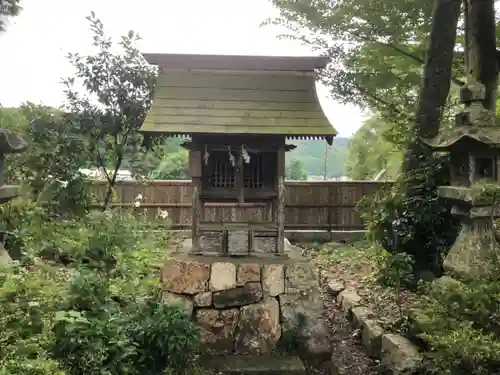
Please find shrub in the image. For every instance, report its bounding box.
[358,154,460,275]
[52,265,200,375]
[0,205,202,375]
[371,248,415,288]
[127,294,200,374]
[0,264,68,375]
[410,277,500,375]
[0,195,48,261]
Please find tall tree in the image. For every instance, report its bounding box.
[286,159,308,180]
[346,115,403,180]
[151,139,189,179]
[466,0,497,111]
[401,0,462,173]
[63,12,159,208]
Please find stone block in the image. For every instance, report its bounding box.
[162,259,210,294]
[326,280,345,296]
[262,264,285,296]
[351,306,372,329]
[163,292,194,317]
[237,263,261,285]
[234,297,281,354]
[210,262,237,291]
[201,354,306,375]
[195,308,239,354]
[300,318,332,362]
[279,293,331,362]
[285,263,317,294]
[361,319,384,358]
[213,282,263,308]
[338,290,362,315]
[194,291,212,307]
[381,333,423,375]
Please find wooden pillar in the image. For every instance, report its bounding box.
[189,148,202,253]
[275,144,285,254]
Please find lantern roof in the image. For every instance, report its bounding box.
[421,125,500,151]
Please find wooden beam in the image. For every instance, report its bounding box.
[143,53,329,70]
[151,107,326,119]
[199,222,278,231]
[146,114,330,128]
[276,145,286,254]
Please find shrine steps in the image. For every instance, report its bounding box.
[201,355,306,375]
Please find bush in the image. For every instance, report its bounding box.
[371,248,415,288]
[410,277,500,375]
[0,265,68,375]
[0,205,204,375]
[127,296,200,374]
[358,154,460,275]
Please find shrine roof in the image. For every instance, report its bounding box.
[139,53,338,145]
[421,126,500,150]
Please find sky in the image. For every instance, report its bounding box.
[0,0,366,137]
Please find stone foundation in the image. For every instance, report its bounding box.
[162,239,331,359]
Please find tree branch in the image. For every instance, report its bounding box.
[345,29,465,86]
[353,82,413,121]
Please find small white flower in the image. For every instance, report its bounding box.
[158,209,168,219]
[135,193,143,201]
[241,145,251,164]
[134,200,141,208]
[28,301,39,307]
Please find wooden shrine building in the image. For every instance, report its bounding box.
[139,53,337,256]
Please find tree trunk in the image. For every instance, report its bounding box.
[466,0,497,110]
[401,0,462,174]
[102,154,124,210]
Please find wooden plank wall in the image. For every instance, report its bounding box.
[91,180,392,230]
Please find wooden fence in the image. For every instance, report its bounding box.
[91,180,392,231]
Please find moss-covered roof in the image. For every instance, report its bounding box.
[139,54,337,145]
[421,126,500,150]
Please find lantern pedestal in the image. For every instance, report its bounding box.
[438,186,500,279]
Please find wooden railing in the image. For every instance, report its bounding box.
[91,180,392,230]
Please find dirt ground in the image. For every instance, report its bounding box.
[322,286,382,375]
[301,241,420,374]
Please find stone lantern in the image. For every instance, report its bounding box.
[421,83,500,278]
[0,128,28,263]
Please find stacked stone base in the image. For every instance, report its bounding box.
[162,249,331,360]
[202,355,306,375]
